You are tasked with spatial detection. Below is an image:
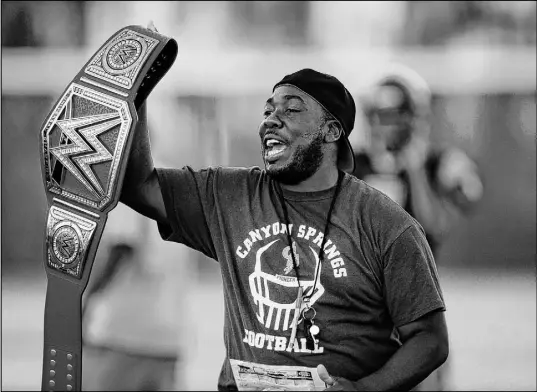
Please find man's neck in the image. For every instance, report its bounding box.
[280,165,340,192]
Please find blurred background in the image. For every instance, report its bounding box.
[1,1,535,391]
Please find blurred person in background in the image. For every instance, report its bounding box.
[82,235,180,391]
[352,64,484,390]
[120,19,449,389]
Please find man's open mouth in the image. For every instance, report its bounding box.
[264,139,287,162]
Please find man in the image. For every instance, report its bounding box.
[120,52,449,390]
[353,64,483,390]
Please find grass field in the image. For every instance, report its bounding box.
[2,267,535,391]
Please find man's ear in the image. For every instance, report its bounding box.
[324,120,343,143]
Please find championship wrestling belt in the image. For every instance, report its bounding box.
[38,25,177,391]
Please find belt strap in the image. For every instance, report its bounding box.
[38,25,177,391]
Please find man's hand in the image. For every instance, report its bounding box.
[317,364,358,391]
[147,20,159,33]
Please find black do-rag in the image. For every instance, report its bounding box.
[273,68,356,173]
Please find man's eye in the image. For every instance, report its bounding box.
[263,110,273,117]
[286,108,300,113]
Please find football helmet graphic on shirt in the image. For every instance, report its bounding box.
[248,239,324,332]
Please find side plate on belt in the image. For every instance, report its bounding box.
[46,206,97,278]
[85,29,159,89]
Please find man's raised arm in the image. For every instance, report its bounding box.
[120,102,167,223]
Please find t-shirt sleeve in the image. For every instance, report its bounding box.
[382,224,446,327]
[155,166,217,259]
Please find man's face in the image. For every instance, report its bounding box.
[259,85,327,184]
[368,84,414,153]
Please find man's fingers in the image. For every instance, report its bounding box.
[317,364,336,386]
[147,20,159,33]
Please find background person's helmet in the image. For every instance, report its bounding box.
[374,63,433,119]
[365,64,433,152]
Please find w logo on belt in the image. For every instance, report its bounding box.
[50,109,120,198]
[41,83,132,211]
[105,39,143,71]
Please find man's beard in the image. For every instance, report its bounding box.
[265,131,324,185]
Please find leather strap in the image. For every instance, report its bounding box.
[39,25,177,391]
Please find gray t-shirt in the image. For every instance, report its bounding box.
[156,166,445,390]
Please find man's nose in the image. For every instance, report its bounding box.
[263,112,282,129]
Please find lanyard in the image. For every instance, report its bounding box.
[276,171,343,350]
